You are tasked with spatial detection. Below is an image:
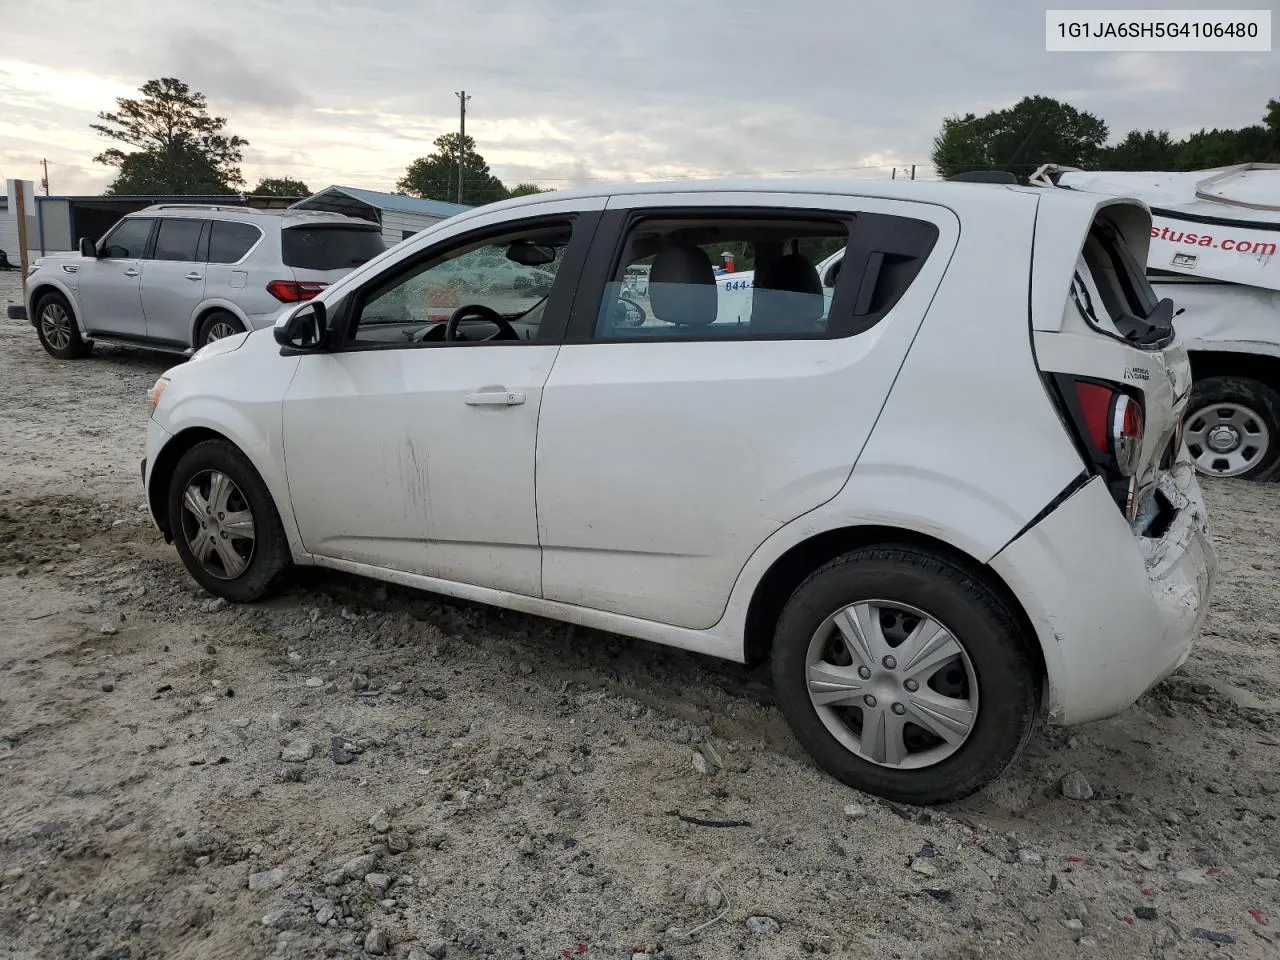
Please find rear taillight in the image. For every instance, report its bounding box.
[267,280,327,302]
[1056,375,1147,521]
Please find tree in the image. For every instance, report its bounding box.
[397,133,509,205]
[1098,130,1181,170]
[931,96,1108,180]
[92,77,248,194]
[508,182,551,197]
[252,176,311,197]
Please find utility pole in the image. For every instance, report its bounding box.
[40,159,50,195]
[891,168,897,180]
[455,90,471,204]
[910,164,916,181]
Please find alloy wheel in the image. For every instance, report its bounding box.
[206,320,240,343]
[40,303,72,350]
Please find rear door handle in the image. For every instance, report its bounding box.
[123,268,139,277]
[185,272,203,281]
[465,390,526,406]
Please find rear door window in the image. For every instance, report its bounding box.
[151,219,205,262]
[208,221,262,264]
[282,226,386,271]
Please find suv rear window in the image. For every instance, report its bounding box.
[282,226,385,271]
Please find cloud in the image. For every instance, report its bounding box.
[0,0,1273,197]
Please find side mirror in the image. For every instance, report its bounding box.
[79,237,98,258]
[274,300,327,349]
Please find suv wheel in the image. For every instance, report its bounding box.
[34,292,92,359]
[1183,375,1280,480]
[771,546,1038,805]
[167,439,291,602]
[197,311,247,347]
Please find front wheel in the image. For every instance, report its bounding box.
[167,439,291,602]
[1183,375,1280,481]
[34,292,92,359]
[771,546,1038,805]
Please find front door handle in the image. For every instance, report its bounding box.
[185,272,203,281]
[123,268,139,277]
[465,390,526,406]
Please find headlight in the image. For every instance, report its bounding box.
[148,377,170,414]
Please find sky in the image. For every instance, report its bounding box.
[0,0,1275,197]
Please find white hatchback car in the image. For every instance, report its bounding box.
[142,180,1216,804]
[23,204,385,358]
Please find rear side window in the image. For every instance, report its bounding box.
[208,221,261,264]
[152,219,204,262]
[282,226,386,271]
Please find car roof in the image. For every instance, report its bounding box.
[131,204,375,228]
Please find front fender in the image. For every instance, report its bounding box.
[25,277,83,333]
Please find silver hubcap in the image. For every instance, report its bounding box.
[1185,402,1270,477]
[40,303,72,350]
[206,320,238,343]
[180,470,256,580]
[805,600,979,770]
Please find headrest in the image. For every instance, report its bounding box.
[751,253,825,330]
[649,243,717,326]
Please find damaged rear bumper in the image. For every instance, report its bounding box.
[989,456,1216,726]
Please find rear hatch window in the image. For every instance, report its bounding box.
[282,225,386,271]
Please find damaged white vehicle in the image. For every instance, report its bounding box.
[142,179,1216,804]
[1032,163,1280,480]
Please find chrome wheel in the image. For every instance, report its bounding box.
[805,600,978,770]
[205,319,240,343]
[40,303,73,350]
[179,470,256,580]
[1185,401,1270,477]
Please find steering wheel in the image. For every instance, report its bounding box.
[444,304,519,342]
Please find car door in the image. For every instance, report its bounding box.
[281,200,602,596]
[78,217,154,339]
[140,217,208,347]
[534,192,958,630]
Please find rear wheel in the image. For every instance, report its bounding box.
[196,310,246,347]
[34,292,92,359]
[1183,376,1280,480]
[771,546,1038,805]
[167,439,290,602]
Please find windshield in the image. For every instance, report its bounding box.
[282,225,386,271]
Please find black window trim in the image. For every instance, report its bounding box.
[206,218,266,266]
[319,210,602,354]
[148,217,209,264]
[563,205,941,344]
[98,216,158,261]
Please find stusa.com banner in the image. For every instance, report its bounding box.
[1148,214,1280,291]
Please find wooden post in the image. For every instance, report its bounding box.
[14,179,30,295]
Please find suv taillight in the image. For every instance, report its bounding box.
[1054,376,1147,520]
[267,280,327,302]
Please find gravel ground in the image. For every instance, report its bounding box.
[1,270,1278,960]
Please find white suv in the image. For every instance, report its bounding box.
[142,179,1216,804]
[23,204,385,359]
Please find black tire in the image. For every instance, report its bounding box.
[34,291,92,359]
[167,439,291,602]
[196,310,247,347]
[771,546,1038,805]
[1183,375,1280,481]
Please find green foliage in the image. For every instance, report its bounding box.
[397,133,509,205]
[507,182,551,197]
[253,177,311,197]
[932,96,1109,181]
[934,95,1280,178]
[92,78,248,194]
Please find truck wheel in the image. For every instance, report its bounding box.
[770,546,1038,805]
[34,292,92,360]
[1184,376,1280,480]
